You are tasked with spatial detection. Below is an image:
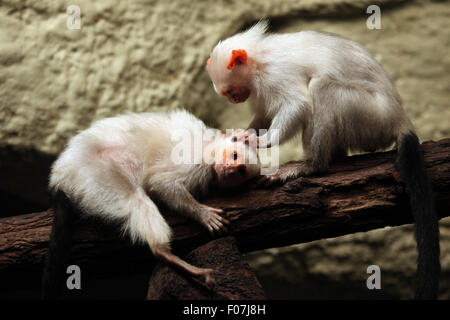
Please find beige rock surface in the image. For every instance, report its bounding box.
[0,0,402,155]
[0,0,448,299]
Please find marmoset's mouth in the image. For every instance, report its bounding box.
[222,87,250,104]
[230,92,250,103]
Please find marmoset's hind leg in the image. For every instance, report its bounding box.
[152,245,215,289]
[125,190,216,289]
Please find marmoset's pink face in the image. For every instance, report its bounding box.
[206,49,252,104]
[212,134,260,188]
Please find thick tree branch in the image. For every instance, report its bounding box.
[1,139,449,278]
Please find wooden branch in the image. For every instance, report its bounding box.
[1,139,449,280]
[147,236,266,300]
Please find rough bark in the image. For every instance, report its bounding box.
[1,139,449,279]
[147,236,266,300]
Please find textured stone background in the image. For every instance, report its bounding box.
[0,0,448,299]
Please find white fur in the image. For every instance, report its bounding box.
[208,21,414,161]
[50,111,197,249]
[50,110,260,252]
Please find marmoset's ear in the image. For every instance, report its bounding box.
[227,49,248,70]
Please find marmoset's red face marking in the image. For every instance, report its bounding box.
[221,86,251,104]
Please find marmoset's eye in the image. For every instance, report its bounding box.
[231,151,238,160]
[231,136,237,142]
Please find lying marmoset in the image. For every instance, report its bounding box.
[42,110,260,299]
[206,20,440,299]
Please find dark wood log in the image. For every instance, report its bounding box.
[1,139,449,281]
[147,236,266,300]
